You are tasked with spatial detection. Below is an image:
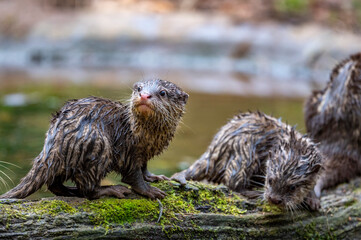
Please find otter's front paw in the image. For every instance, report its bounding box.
[171,171,187,185]
[144,173,170,182]
[133,185,167,199]
[305,191,321,211]
[314,181,323,198]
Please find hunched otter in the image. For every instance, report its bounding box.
[1,79,188,200]
[172,112,322,210]
[305,53,361,198]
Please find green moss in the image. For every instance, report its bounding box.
[153,181,247,217]
[197,186,247,215]
[0,200,77,219]
[0,182,249,232]
[256,200,283,214]
[275,0,310,14]
[344,198,357,207]
[297,222,336,240]
[0,203,28,225]
[352,187,361,196]
[34,200,77,216]
[81,198,159,226]
[0,199,78,230]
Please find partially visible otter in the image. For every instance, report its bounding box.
[1,79,188,200]
[172,112,322,210]
[305,53,361,197]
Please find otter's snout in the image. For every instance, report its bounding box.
[268,195,283,205]
[133,91,154,117]
[140,93,152,100]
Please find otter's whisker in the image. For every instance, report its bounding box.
[0,170,14,185]
[0,164,16,175]
[0,161,20,168]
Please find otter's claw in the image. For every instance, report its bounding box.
[134,185,167,199]
[109,185,132,198]
[171,172,187,185]
[147,186,167,199]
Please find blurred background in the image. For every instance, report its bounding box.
[0,0,361,198]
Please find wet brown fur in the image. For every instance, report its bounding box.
[305,53,361,197]
[1,79,188,200]
[172,112,322,210]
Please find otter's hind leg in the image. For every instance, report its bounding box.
[72,175,132,200]
[88,185,131,200]
[314,156,361,197]
[63,125,129,199]
[48,177,82,197]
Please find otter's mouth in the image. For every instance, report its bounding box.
[134,101,154,116]
[137,103,152,111]
[264,193,286,209]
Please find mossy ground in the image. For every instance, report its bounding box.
[296,222,336,240]
[0,181,249,230]
[1,180,361,239]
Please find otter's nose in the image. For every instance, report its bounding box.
[268,196,282,205]
[140,93,152,100]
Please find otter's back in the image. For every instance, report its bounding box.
[201,112,294,190]
[305,53,361,161]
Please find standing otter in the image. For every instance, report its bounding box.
[172,112,322,210]
[1,79,188,200]
[305,53,361,197]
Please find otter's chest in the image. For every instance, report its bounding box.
[136,136,169,158]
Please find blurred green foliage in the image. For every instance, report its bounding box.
[275,0,310,14]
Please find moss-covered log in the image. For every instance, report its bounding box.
[1,180,361,239]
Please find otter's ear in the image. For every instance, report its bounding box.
[309,162,322,175]
[182,92,189,104]
[133,82,139,91]
[177,91,188,104]
[307,154,323,175]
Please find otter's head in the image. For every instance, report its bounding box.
[317,53,361,116]
[130,79,189,125]
[263,131,322,210]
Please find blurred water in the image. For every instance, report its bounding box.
[1,13,361,97]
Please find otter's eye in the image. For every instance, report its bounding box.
[137,86,142,92]
[159,90,166,96]
[289,185,296,191]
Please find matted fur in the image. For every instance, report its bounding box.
[305,53,361,197]
[1,79,188,200]
[172,112,322,210]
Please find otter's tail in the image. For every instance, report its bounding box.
[0,154,48,199]
[171,153,209,185]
